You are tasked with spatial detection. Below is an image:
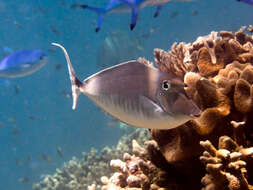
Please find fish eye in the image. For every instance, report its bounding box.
[162,80,170,91]
[39,56,44,60]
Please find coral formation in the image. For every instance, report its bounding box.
[34,26,253,190]
[90,139,199,190]
[99,140,164,190]
[33,128,151,190]
[200,135,253,190]
[152,26,253,165]
[150,26,253,189]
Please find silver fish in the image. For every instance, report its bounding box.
[52,43,201,130]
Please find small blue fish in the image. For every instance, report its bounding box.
[1,46,14,57]
[236,0,253,5]
[52,43,201,130]
[71,0,169,32]
[0,50,47,78]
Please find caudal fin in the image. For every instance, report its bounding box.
[51,43,82,110]
[153,5,163,18]
[130,6,139,30]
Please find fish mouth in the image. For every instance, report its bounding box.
[187,98,202,118]
[190,108,202,117]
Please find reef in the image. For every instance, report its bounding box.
[151,26,253,189]
[33,128,151,190]
[200,135,253,190]
[34,26,253,190]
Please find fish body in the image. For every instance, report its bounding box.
[53,43,201,130]
[19,177,29,183]
[57,146,63,157]
[237,0,253,5]
[40,153,52,163]
[0,50,47,78]
[72,0,193,31]
[120,0,193,23]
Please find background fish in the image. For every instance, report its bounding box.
[0,50,47,78]
[18,177,29,183]
[71,0,135,32]
[119,0,171,29]
[56,146,63,158]
[72,0,168,31]
[52,43,201,130]
[72,0,194,31]
[123,0,195,19]
[1,46,14,58]
[97,30,143,69]
[236,0,253,5]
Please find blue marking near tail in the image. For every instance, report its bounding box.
[119,0,140,30]
[96,13,105,32]
[130,5,138,30]
[154,5,163,18]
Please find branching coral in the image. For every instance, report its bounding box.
[33,128,151,190]
[99,140,161,190]
[151,27,253,166]
[154,42,196,79]
[94,140,190,190]
[200,135,253,190]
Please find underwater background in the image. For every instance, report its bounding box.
[0,0,253,190]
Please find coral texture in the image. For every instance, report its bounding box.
[200,135,253,190]
[91,139,197,190]
[33,128,151,190]
[150,26,253,189]
[152,27,253,165]
[99,140,164,190]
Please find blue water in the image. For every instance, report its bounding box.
[0,0,252,189]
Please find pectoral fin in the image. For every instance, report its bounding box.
[140,96,165,115]
[172,93,201,117]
